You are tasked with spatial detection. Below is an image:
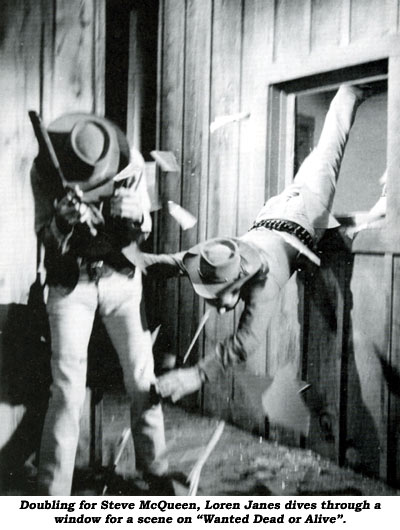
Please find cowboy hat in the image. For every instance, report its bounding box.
[182,237,263,300]
[47,113,130,201]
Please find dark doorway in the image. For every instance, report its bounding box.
[105,0,159,159]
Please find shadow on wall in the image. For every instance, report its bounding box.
[302,230,380,475]
[0,279,51,489]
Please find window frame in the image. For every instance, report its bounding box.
[265,59,400,253]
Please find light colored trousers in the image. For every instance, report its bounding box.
[37,269,167,495]
[254,85,364,244]
[243,85,364,312]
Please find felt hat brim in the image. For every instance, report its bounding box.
[47,113,121,201]
[182,238,262,300]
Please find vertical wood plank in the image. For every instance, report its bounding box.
[51,0,96,117]
[236,0,272,376]
[350,0,391,42]
[347,253,386,477]
[386,0,399,34]
[387,56,400,247]
[389,255,400,485]
[274,0,311,60]
[0,0,43,473]
[156,0,185,357]
[340,0,351,47]
[311,0,342,50]
[237,0,270,235]
[41,0,55,121]
[283,93,296,187]
[93,0,105,116]
[202,0,243,419]
[178,0,212,371]
[127,8,140,147]
[0,0,41,306]
[380,253,393,481]
[265,86,282,200]
[303,255,343,461]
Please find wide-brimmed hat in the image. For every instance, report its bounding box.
[47,113,129,201]
[182,237,263,300]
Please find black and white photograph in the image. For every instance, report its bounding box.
[0,0,399,525]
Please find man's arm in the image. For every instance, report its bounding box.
[141,251,187,279]
[199,273,281,381]
[157,272,283,401]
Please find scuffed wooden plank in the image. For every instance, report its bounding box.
[156,0,185,357]
[51,0,96,117]
[388,255,400,484]
[380,253,393,482]
[127,8,141,148]
[302,254,345,462]
[238,0,270,235]
[236,0,272,376]
[93,0,105,116]
[0,0,41,305]
[387,56,400,248]
[0,10,51,453]
[347,253,386,477]
[178,0,212,371]
[202,0,243,419]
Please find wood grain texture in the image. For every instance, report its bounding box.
[93,0,105,116]
[51,0,96,117]
[347,253,386,477]
[389,255,400,485]
[202,0,243,418]
[387,56,400,247]
[156,0,185,357]
[311,0,342,51]
[237,0,270,235]
[127,8,141,148]
[303,253,345,462]
[0,0,41,305]
[274,0,311,60]
[178,0,212,368]
[350,0,392,42]
[0,0,42,474]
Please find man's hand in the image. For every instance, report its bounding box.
[110,187,143,223]
[55,193,91,233]
[156,366,203,402]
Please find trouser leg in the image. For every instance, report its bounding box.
[37,283,97,495]
[100,271,167,477]
[294,85,365,211]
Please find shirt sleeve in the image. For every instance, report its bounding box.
[141,251,187,278]
[198,272,282,382]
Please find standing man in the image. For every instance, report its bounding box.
[146,85,369,401]
[32,113,168,495]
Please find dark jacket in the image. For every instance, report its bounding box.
[32,165,151,291]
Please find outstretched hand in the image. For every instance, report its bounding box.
[156,366,203,402]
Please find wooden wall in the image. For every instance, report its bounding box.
[157,0,400,485]
[0,0,105,486]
